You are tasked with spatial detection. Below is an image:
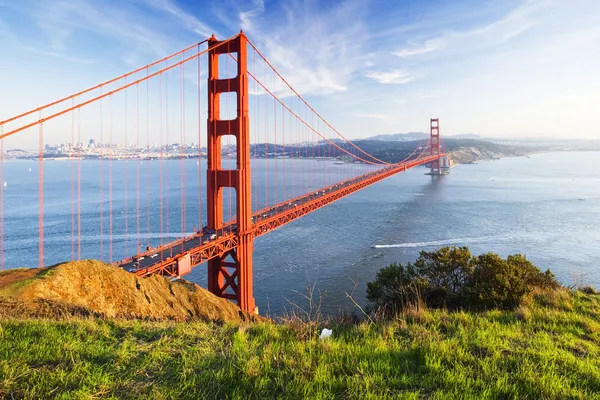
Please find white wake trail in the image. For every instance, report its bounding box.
[372,235,507,249]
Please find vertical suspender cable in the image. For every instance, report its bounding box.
[165,63,169,243]
[146,68,151,247]
[289,87,293,199]
[146,68,152,246]
[109,94,113,263]
[180,54,186,245]
[136,83,140,255]
[264,58,268,210]
[197,44,202,232]
[124,78,129,258]
[273,67,277,207]
[282,79,286,202]
[71,99,75,260]
[159,71,164,247]
[304,98,308,195]
[38,112,44,268]
[99,92,104,260]
[77,107,81,259]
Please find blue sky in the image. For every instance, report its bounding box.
[1,0,599,145]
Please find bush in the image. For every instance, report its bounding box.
[467,253,554,309]
[413,246,472,308]
[366,263,423,314]
[366,247,559,316]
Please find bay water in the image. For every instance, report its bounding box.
[2,151,598,315]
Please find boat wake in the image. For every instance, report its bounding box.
[371,235,505,249]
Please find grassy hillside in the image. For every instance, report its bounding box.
[1,288,599,399]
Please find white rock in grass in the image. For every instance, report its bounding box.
[319,328,332,340]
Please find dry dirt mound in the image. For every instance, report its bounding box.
[0,260,262,323]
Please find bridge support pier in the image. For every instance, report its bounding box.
[207,32,256,313]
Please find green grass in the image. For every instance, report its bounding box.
[0,267,56,298]
[1,289,599,399]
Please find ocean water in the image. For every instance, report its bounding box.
[2,151,599,315]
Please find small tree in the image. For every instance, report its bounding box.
[468,253,560,309]
[366,262,424,314]
[413,246,472,307]
[467,253,524,309]
[507,254,559,290]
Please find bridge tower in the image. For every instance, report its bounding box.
[429,118,441,175]
[207,32,256,313]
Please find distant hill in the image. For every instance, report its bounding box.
[366,132,484,141]
[450,133,483,139]
[365,132,428,141]
[249,138,541,164]
[349,138,529,164]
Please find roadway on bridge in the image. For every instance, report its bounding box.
[118,164,391,273]
[117,155,443,277]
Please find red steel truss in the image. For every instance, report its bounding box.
[122,154,444,288]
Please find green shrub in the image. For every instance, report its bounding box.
[367,247,559,316]
[413,246,472,308]
[468,253,529,309]
[366,262,423,314]
[507,254,559,290]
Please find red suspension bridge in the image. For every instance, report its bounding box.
[0,32,449,313]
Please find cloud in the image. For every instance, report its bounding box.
[394,0,542,62]
[239,0,265,32]
[0,10,94,64]
[355,113,389,120]
[11,0,219,61]
[241,0,369,96]
[365,70,414,84]
[394,38,445,58]
[22,0,171,56]
[142,0,218,37]
[37,49,95,64]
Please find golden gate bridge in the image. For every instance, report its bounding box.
[0,32,449,313]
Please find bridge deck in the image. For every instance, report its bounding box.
[116,155,444,278]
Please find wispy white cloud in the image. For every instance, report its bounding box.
[239,0,264,32]
[355,113,389,120]
[25,0,171,57]
[142,0,218,37]
[365,69,413,84]
[10,0,218,64]
[394,0,543,62]
[0,9,94,64]
[35,49,95,64]
[394,38,445,58]
[241,0,369,96]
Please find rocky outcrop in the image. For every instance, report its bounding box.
[0,260,264,323]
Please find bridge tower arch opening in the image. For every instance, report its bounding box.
[207,32,256,313]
